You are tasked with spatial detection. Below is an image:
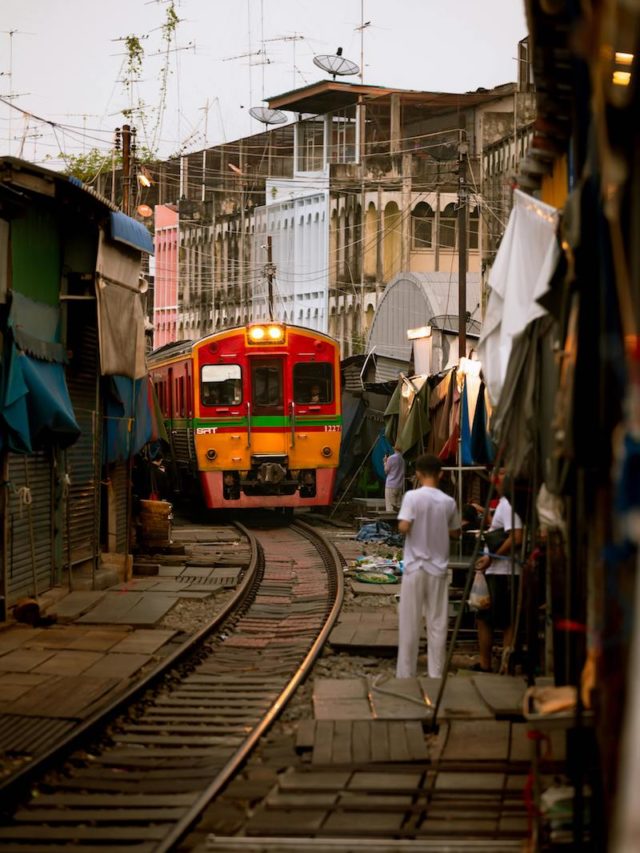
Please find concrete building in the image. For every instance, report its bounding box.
[153,204,179,347]
[143,71,535,355]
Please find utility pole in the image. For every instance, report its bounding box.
[113,127,121,205]
[458,138,468,361]
[121,124,132,216]
[265,236,276,320]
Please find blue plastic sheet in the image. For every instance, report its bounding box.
[1,343,80,452]
[103,375,153,463]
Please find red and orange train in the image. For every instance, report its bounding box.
[148,322,342,510]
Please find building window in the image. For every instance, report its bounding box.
[411,202,433,249]
[297,119,325,172]
[327,107,357,164]
[440,203,457,249]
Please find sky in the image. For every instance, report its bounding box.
[0,0,527,168]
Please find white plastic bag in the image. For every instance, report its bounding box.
[469,571,491,611]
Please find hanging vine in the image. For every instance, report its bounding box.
[151,1,180,153]
[123,35,145,90]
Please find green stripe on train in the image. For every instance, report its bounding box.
[193,416,341,428]
[164,416,341,429]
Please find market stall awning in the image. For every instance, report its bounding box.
[2,345,80,452]
[95,230,147,380]
[103,375,153,463]
[109,211,154,254]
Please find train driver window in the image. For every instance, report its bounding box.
[253,364,282,407]
[201,364,242,407]
[293,363,333,404]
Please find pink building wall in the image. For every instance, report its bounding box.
[153,204,179,348]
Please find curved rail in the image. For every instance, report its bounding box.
[0,519,344,853]
[0,522,260,807]
[156,519,344,852]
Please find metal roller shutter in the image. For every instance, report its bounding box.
[111,460,130,554]
[63,315,100,572]
[6,452,53,604]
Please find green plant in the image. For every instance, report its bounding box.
[60,146,158,183]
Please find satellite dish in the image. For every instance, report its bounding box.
[249,106,288,125]
[313,46,359,80]
[137,204,153,218]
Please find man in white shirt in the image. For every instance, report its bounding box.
[383,445,405,512]
[396,453,461,678]
[474,470,523,672]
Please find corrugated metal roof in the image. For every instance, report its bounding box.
[366,271,482,382]
[267,80,515,117]
[110,211,154,254]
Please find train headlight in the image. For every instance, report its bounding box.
[206,449,217,461]
[321,446,332,457]
[247,323,284,344]
[248,326,266,342]
[267,324,285,341]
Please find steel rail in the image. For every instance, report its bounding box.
[0,522,261,808]
[155,518,344,853]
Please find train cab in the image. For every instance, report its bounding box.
[150,322,341,511]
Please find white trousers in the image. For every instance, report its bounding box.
[385,486,403,512]
[396,569,449,679]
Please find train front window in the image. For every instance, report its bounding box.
[293,363,333,404]
[252,362,283,411]
[201,364,242,406]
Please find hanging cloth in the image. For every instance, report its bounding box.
[478,189,559,407]
[95,230,147,380]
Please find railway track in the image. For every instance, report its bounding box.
[0,520,344,852]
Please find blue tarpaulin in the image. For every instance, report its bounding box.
[103,375,153,463]
[372,430,394,481]
[109,211,154,255]
[1,343,80,452]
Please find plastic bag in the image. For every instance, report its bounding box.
[469,571,491,611]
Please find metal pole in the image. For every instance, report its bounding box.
[121,124,132,215]
[112,127,121,205]
[458,138,468,361]
[266,235,275,320]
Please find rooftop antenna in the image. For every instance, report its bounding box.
[355,0,370,83]
[313,46,359,81]
[264,33,305,89]
[1,29,34,155]
[249,0,287,127]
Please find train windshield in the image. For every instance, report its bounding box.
[293,363,333,404]
[251,361,283,412]
[201,364,242,406]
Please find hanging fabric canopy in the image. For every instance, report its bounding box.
[2,342,80,452]
[478,189,559,407]
[95,230,147,380]
[1,292,80,452]
[110,211,154,254]
[103,375,154,464]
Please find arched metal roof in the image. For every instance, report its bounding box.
[366,271,482,381]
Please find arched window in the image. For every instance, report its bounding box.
[440,203,457,249]
[383,202,401,281]
[411,202,433,249]
[364,202,377,280]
